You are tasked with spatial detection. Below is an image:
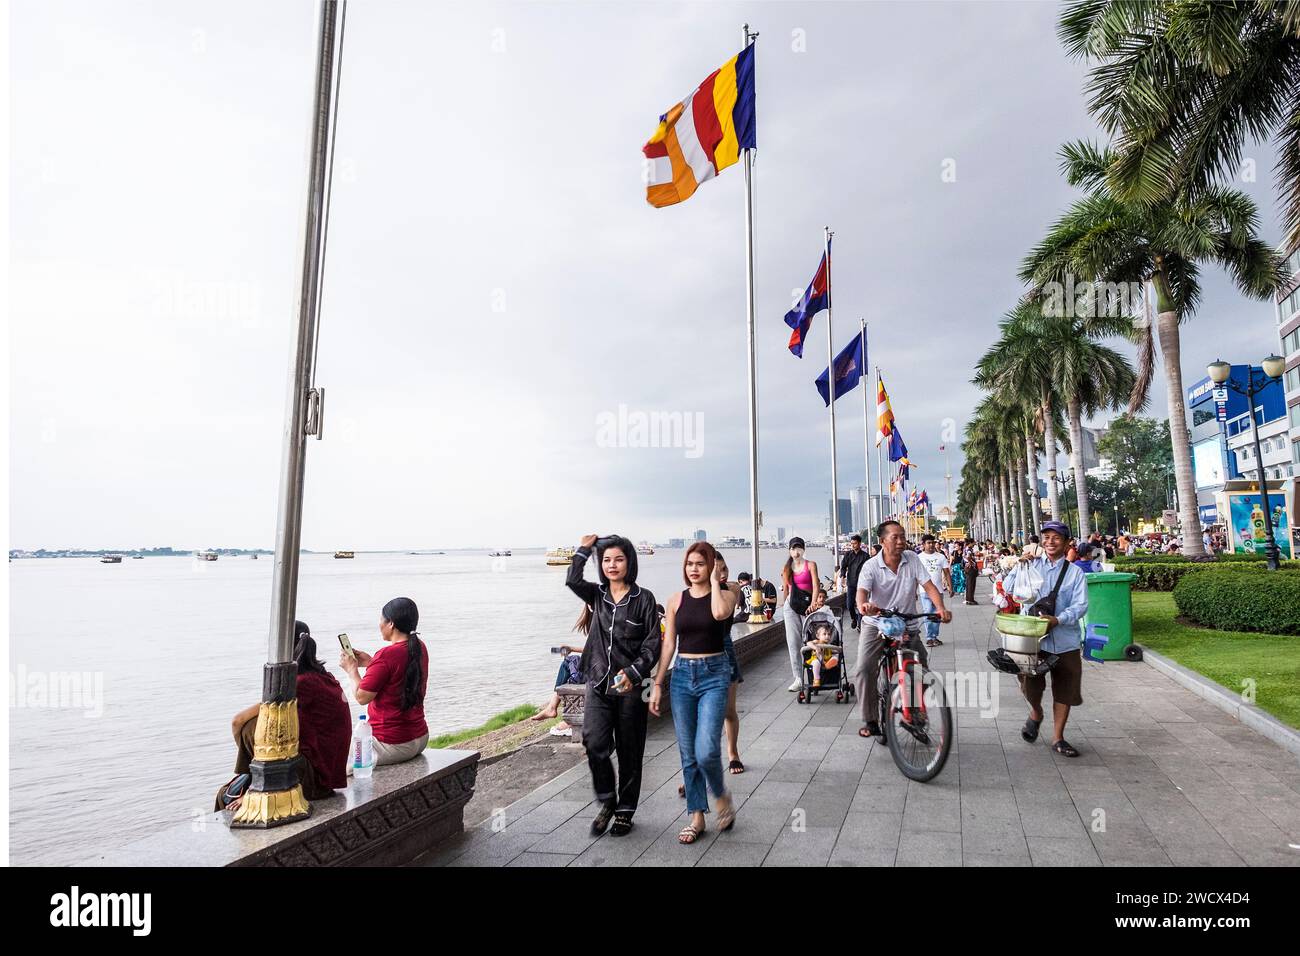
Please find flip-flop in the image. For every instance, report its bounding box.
[728,759,745,774]
[858,721,882,739]
[1021,717,1042,743]
[1052,739,1080,758]
[678,823,703,844]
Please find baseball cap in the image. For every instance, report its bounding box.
[1041,520,1070,538]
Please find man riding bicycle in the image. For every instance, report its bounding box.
[854,519,951,739]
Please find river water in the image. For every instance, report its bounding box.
[8,545,833,864]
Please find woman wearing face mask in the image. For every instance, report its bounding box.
[566,533,662,837]
[780,537,823,691]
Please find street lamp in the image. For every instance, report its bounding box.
[1113,504,1119,538]
[1207,356,1285,571]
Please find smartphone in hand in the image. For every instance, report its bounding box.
[338,633,356,660]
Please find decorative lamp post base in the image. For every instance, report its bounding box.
[231,663,312,829]
[231,784,310,828]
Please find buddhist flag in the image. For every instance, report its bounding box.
[643,44,756,208]
[875,376,895,447]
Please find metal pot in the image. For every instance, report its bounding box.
[1000,632,1045,657]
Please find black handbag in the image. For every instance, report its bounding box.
[789,585,812,615]
[1027,560,1071,619]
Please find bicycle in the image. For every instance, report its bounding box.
[870,609,953,782]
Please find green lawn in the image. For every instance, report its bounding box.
[1132,592,1300,730]
[428,703,542,749]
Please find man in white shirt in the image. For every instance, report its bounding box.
[854,520,951,738]
[915,534,952,648]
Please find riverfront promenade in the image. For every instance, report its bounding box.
[423,601,1300,867]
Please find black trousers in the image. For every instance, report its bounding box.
[964,567,978,603]
[584,684,649,813]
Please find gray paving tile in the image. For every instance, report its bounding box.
[1026,836,1102,867]
[895,830,961,866]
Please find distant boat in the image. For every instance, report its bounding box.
[545,547,575,567]
[100,555,123,564]
[131,555,143,560]
[636,544,655,555]
[249,554,258,560]
[196,551,219,562]
[490,550,512,557]
[334,551,354,559]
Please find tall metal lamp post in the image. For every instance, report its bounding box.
[232,0,346,828]
[1207,357,1286,571]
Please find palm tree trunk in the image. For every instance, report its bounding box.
[1012,459,1026,543]
[1003,465,1013,541]
[1024,432,1043,536]
[1067,394,1091,538]
[1043,400,1060,520]
[1153,275,1206,557]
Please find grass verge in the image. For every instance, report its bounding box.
[429,703,544,749]
[1132,592,1300,730]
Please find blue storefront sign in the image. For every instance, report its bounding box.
[1199,504,1218,524]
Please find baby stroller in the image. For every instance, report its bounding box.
[798,606,854,704]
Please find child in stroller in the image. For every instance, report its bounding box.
[798,601,853,703]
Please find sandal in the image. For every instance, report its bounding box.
[1052,739,1080,758]
[590,802,615,835]
[1021,716,1042,743]
[728,759,745,775]
[678,823,703,844]
[859,721,882,739]
[678,784,686,798]
[716,799,736,832]
[609,811,634,837]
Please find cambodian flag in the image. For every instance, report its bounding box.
[814,332,864,406]
[784,240,830,357]
[888,424,909,463]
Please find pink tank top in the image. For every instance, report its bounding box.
[792,563,813,591]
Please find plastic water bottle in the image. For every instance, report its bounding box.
[352,714,375,779]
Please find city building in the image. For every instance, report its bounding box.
[1184,364,1285,526]
[693,529,706,542]
[850,486,870,533]
[1275,245,1300,475]
[827,498,852,536]
[776,527,786,545]
[1079,425,1112,479]
[668,538,685,548]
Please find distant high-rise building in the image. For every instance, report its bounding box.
[668,538,685,548]
[777,527,786,545]
[828,498,852,536]
[851,486,871,532]
[694,529,707,542]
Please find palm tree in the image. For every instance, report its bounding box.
[981,301,1138,537]
[1021,141,1282,556]
[1058,1,1300,247]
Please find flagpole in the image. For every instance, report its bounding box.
[860,318,872,546]
[875,366,885,534]
[823,226,840,581]
[741,24,761,590]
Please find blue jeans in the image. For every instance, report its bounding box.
[669,655,731,813]
[918,594,940,641]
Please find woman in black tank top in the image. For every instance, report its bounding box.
[649,542,738,844]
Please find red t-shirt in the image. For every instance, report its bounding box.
[359,640,429,744]
[296,670,351,791]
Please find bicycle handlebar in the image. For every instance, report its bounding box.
[877,608,940,622]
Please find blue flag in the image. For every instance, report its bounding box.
[888,424,909,463]
[814,332,865,406]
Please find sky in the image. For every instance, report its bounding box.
[8,0,1291,551]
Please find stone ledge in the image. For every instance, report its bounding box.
[1141,648,1300,758]
[85,749,479,867]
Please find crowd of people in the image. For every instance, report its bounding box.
[553,519,1098,845]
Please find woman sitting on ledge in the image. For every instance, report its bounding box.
[340,596,431,768]
[218,622,351,811]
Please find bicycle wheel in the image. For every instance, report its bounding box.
[884,663,953,782]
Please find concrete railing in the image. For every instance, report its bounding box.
[87,749,479,867]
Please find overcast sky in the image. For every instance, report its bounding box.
[9,0,1289,551]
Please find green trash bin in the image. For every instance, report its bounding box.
[1080,571,1136,661]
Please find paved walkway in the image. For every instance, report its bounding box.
[423,600,1300,866]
